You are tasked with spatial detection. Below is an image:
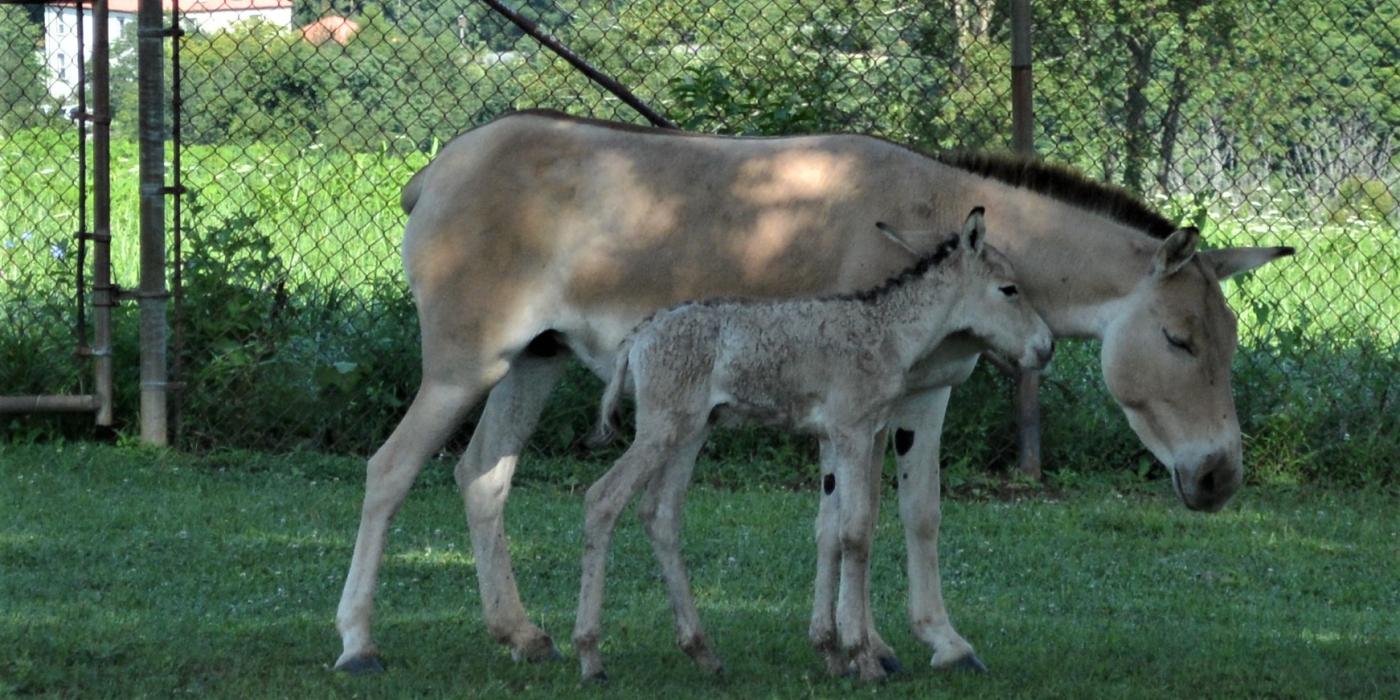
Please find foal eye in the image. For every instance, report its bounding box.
[998,285,1019,297]
[1163,329,1195,356]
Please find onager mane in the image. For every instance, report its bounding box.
[932,152,1178,239]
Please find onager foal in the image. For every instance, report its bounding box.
[574,208,1054,681]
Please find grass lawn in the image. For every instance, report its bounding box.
[1,443,1397,698]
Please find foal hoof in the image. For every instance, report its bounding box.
[878,653,904,675]
[512,635,563,663]
[335,653,386,675]
[953,653,988,673]
[585,670,609,684]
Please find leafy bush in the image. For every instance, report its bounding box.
[1329,176,1398,223]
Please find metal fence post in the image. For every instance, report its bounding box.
[1010,0,1042,480]
[137,0,168,445]
[92,0,114,426]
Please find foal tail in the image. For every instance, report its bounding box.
[588,340,632,448]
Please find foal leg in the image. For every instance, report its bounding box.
[893,388,985,671]
[636,428,723,674]
[861,430,901,674]
[832,429,885,682]
[813,431,897,677]
[574,417,700,681]
[454,354,568,661]
[335,363,504,672]
[809,438,846,676]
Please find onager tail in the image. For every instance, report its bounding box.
[588,344,631,448]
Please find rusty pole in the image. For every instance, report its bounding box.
[1010,0,1042,480]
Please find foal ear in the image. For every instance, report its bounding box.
[1199,245,1295,280]
[1150,227,1200,278]
[873,222,920,258]
[960,206,987,256]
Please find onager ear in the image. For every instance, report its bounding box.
[873,221,920,258]
[960,206,986,257]
[1151,227,1200,278]
[1200,246,1296,280]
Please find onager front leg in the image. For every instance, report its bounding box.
[893,388,986,671]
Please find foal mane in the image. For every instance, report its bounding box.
[835,235,960,304]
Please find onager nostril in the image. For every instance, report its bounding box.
[1199,465,1218,495]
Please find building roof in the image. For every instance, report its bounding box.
[300,15,360,46]
[95,1,295,14]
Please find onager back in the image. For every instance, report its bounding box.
[573,209,1053,681]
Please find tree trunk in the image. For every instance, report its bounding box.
[1122,34,1155,194]
[1156,64,1188,193]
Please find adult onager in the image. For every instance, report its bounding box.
[575,209,1053,681]
[332,110,1293,674]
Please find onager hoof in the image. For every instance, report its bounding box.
[931,649,989,674]
[878,652,904,675]
[821,650,849,677]
[680,636,724,675]
[853,649,890,683]
[574,635,606,681]
[511,633,562,664]
[334,652,386,675]
[953,653,989,673]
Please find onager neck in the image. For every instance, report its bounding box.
[960,178,1159,340]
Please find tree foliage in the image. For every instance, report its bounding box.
[0,5,55,135]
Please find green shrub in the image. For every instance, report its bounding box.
[1329,175,1398,223]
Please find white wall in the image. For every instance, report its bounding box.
[43,5,293,103]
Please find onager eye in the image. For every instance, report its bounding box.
[998,285,1019,297]
[1163,329,1195,356]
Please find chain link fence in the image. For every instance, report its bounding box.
[2,1,1396,482]
[0,2,106,425]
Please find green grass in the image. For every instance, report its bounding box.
[2,444,1397,697]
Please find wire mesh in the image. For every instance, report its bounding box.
[0,2,92,410]
[2,1,1395,479]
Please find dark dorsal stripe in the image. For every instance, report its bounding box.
[932,152,1178,240]
[501,110,1179,241]
[669,234,959,314]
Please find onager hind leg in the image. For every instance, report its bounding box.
[574,413,707,681]
[893,388,985,672]
[635,429,722,674]
[335,366,505,673]
[455,353,569,662]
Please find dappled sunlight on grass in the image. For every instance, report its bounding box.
[390,545,474,568]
